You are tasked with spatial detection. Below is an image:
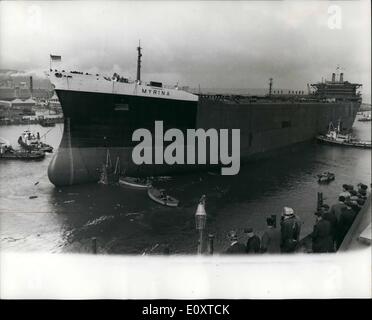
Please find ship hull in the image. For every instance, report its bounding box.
[48,90,360,186]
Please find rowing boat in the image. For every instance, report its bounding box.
[119,176,151,189]
[147,187,179,207]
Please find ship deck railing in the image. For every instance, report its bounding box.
[196,93,351,104]
[52,69,184,91]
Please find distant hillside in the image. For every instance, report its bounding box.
[0,69,19,74]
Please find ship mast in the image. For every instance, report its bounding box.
[136,41,142,82]
[269,78,273,96]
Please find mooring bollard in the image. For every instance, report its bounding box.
[208,234,215,255]
[92,237,97,254]
[317,192,323,210]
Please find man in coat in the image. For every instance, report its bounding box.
[339,185,351,201]
[224,230,246,254]
[261,216,281,253]
[312,211,334,253]
[336,201,357,249]
[330,196,347,221]
[244,228,261,253]
[357,183,368,194]
[280,207,301,253]
[320,204,337,250]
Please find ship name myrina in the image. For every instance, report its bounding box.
[141,88,170,96]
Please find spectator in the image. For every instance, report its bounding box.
[312,211,334,253]
[261,216,281,253]
[320,204,337,248]
[244,228,261,253]
[336,201,357,249]
[357,183,368,199]
[224,230,246,254]
[357,198,365,207]
[357,183,368,194]
[280,207,301,253]
[330,196,347,220]
[340,184,351,201]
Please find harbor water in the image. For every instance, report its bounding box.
[0,112,370,254]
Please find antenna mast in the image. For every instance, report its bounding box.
[136,41,142,82]
[269,78,273,96]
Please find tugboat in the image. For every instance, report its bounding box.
[18,130,54,153]
[316,121,371,149]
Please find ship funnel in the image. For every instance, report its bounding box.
[339,73,344,82]
[332,73,336,82]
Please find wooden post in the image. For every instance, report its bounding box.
[92,237,97,254]
[197,229,203,255]
[317,192,323,210]
[208,234,215,255]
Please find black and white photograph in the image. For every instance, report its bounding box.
[0,0,371,301]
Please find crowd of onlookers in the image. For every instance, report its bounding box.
[224,183,369,254]
[313,182,369,252]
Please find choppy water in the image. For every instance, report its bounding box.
[0,113,371,254]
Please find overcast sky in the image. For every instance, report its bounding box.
[0,1,370,99]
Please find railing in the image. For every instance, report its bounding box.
[54,70,182,91]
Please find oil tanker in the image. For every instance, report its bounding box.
[47,46,362,186]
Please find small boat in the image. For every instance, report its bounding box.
[18,130,53,153]
[119,176,151,189]
[147,187,179,207]
[316,121,371,149]
[317,172,335,183]
[39,117,56,127]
